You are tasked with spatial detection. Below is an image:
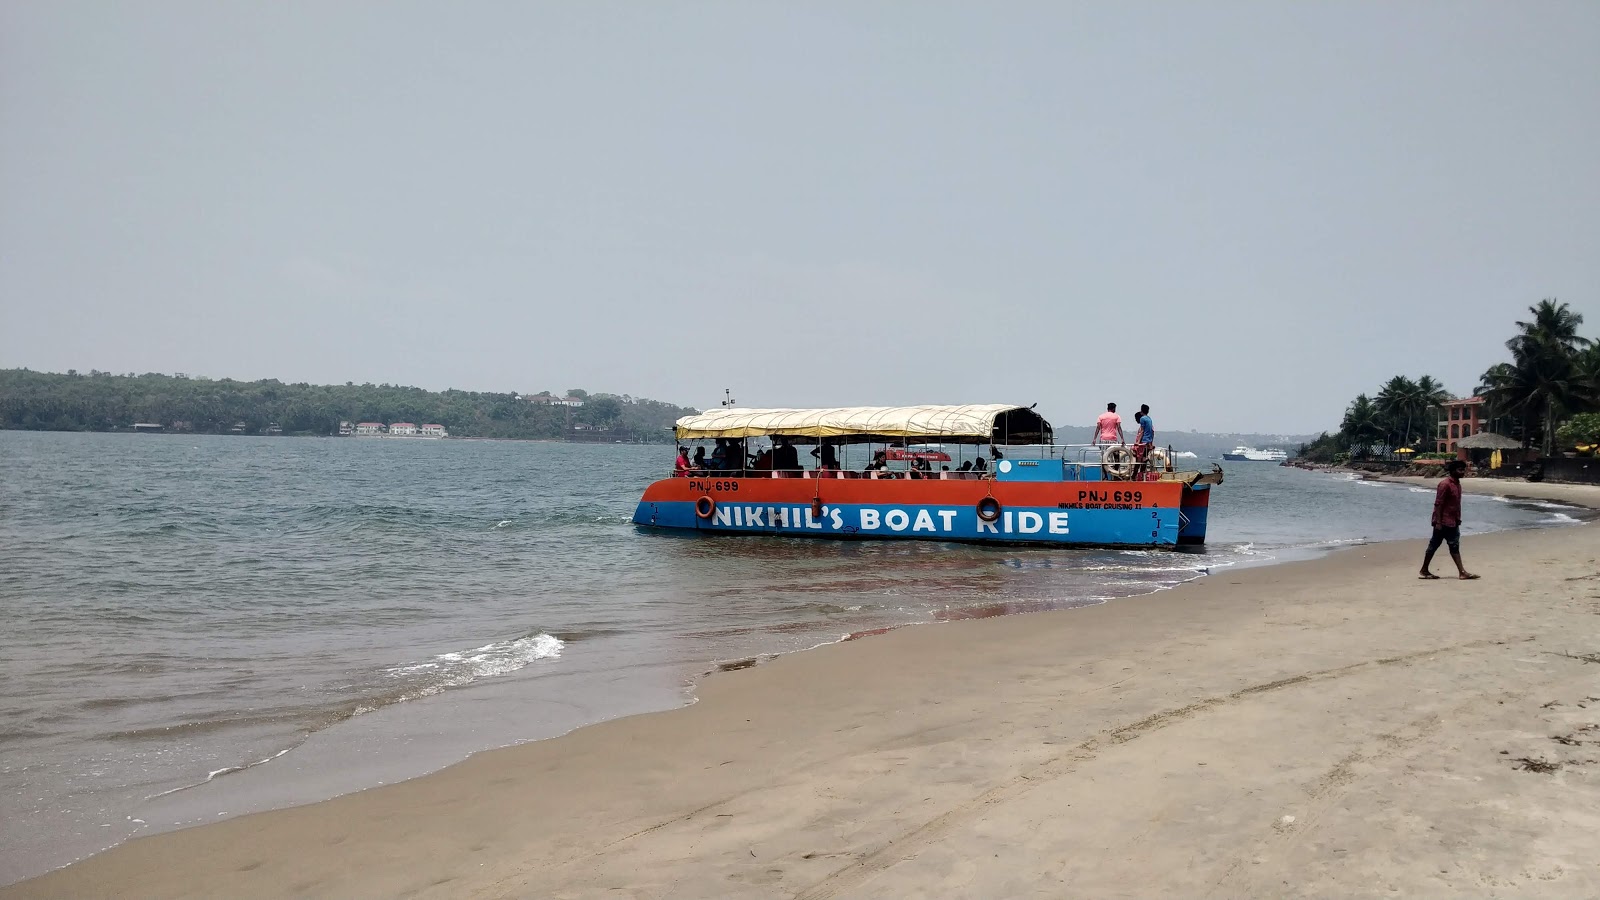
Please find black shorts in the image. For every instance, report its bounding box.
[1428,525,1461,553]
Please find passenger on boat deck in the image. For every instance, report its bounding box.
[673,447,692,477]
[972,456,987,472]
[751,443,775,471]
[691,446,708,471]
[810,441,839,470]
[1095,402,1125,445]
[864,449,889,472]
[709,439,729,471]
[1132,405,1155,477]
[958,460,973,472]
[773,437,801,472]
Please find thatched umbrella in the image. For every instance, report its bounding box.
[1453,432,1522,450]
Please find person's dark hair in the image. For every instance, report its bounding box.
[678,446,688,454]
[1446,459,1467,474]
[1139,404,1149,415]
[1107,402,1117,412]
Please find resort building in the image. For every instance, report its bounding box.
[338,421,354,436]
[421,424,447,437]
[527,392,585,407]
[390,422,419,436]
[355,422,385,435]
[1436,397,1486,453]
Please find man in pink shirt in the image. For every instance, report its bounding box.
[1095,402,1124,445]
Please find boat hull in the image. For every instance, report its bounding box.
[633,476,1212,548]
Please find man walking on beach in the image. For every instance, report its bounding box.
[1421,459,1479,580]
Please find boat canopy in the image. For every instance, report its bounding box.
[673,404,1051,445]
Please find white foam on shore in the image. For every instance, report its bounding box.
[383,633,564,688]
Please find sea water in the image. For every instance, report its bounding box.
[0,431,1583,883]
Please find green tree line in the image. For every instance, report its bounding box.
[1300,300,1600,462]
[0,369,698,442]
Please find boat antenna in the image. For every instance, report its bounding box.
[721,389,736,409]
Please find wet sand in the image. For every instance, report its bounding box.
[7,505,1600,898]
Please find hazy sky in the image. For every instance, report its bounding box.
[3,2,1596,432]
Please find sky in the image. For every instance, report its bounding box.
[2,2,1596,433]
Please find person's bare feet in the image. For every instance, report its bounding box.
[1418,571,1440,580]
[1459,572,1480,580]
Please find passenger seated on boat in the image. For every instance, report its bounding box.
[810,441,839,471]
[751,446,774,473]
[691,446,708,472]
[958,460,973,472]
[709,439,729,471]
[972,456,987,473]
[673,447,693,477]
[864,449,889,472]
[773,437,801,473]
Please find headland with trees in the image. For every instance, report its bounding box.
[0,369,699,443]
[1299,299,1600,465]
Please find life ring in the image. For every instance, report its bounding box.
[695,496,716,520]
[1101,445,1135,480]
[976,497,1002,523]
[1146,447,1171,473]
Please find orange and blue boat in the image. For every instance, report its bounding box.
[633,405,1222,548]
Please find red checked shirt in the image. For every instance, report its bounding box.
[1432,477,1462,528]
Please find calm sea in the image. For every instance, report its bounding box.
[0,431,1585,883]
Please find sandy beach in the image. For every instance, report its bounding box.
[8,487,1600,898]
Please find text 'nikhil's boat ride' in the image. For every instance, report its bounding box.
[633,404,1221,548]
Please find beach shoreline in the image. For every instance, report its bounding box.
[7,492,1599,898]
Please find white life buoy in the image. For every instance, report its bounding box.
[1101,445,1135,480]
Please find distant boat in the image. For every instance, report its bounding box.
[885,446,952,463]
[1172,450,1198,459]
[1223,446,1288,462]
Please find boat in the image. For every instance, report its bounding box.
[633,405,1222,548]
[1222,446,1288,462]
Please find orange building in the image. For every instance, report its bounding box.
[1436,397,1485,453]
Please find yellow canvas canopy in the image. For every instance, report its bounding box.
[673,404,1052,445]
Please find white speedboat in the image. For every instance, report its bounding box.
[1223,446,1288,462]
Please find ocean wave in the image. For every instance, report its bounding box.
[367,632,564,711]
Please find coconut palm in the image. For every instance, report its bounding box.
[1375,376,1415,447]
[1479,346,1582,455]
[1575,344,1600,412]
[1413,374,1451,447]
[1507,299,1590,358]
[1493,300,1592,453]
[1340,394,1384,457]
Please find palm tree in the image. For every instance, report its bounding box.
[1479,347,1581,455]
[1478,301,1593,455]
[1507,299,1590,359]
[1340,394,1384,458]
[1413,374,1451,448]
[1574,344,1600,413]
[1375,375,1426,448]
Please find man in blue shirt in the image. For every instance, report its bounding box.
[1133,404,1155,477]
